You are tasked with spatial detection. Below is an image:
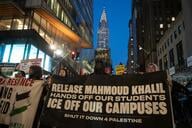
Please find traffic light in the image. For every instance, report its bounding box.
[71,51,76,60]
[71,50,80,60]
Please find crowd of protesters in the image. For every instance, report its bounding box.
[0,62,192,128]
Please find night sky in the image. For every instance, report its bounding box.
[94,0,132,69]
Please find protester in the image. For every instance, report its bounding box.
[145,63,192,127]
[59,68,67,77]
[46,74,52,86]
[28,65,44,128]
[15,70,26,78]
[29,65,42,80]
[145,63,159,72]
[94,60,106,74]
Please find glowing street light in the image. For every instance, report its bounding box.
[50,44,56,50]
[138,45,150,55]
[138,45,143,50]
[71,51,75,55]
[55,49,63,56]
[130,37,133,41]
[171,17,175,21]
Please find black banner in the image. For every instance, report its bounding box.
[40,71,173,128]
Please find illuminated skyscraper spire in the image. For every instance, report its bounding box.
[95,8,112,74]
[100,8,107,22]
[97,8,109,49]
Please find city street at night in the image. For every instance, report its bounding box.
[0,0,192,128]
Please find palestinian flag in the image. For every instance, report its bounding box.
[10,91,31,116]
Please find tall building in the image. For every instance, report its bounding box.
[127,20,135,73]
[95,8,112,73]
[155,1,192,84]
[0,0,93,76]
[157,11,192,84]
[181,1,192,63]
[127,0,143,73]
[131,0,181,71]
[97,9,109,49]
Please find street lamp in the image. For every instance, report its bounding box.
[171,17,175,21]
[138,45,150,55]
[50,44,56,50]
[138,45,143,50]
[49,44,70,74]
[54,49,63,56]
[130,37,133,41]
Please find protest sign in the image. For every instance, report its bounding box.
[115,64,125,75]
[17,58,42,73]
[0,63,17,77]
[40,71,173,128]
[0,77,44,128]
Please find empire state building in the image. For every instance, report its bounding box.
[95,8,112,73]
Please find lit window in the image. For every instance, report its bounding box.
[32,22,39,33]
[130,38,133,41]
[3,45,11,62]
[0,45,4,62]
[44,55,52,71]
[53,0,58,14]
[168,24,171,28]
[29,45,37,59]
[67,20,72,28]
[0,19,12,30]
[50,0,54,10]
[10,44,25,63]
[24,44,30,60]
[160,24,163,28]
[24,18,29,29]
[45,34,52,44]
[131,51,133,55]
[39,29,45,38]
[38,50,45,68]
[41,18,46,29]
[34,13,41,23]
[12,19,24,30]
[171,17,175,21]
[61,11,64,21]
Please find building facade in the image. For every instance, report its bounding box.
[0,0,93,76]
[127,20,135,73]
[131,0,181,71]
[95,8,112,73]
[157,12,192,84]
[181,1,192,68]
